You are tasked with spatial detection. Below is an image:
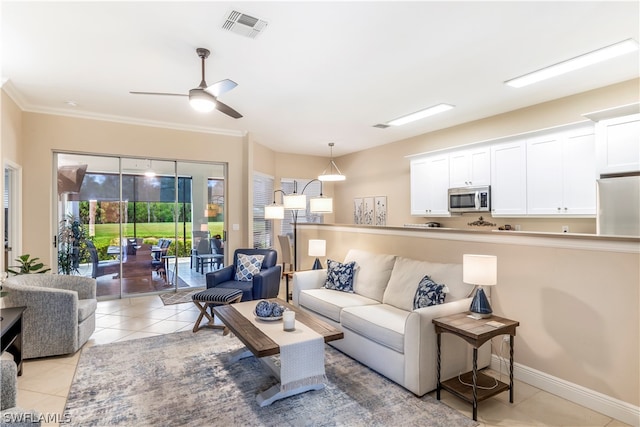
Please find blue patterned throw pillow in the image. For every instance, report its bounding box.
[413,275,447,309]
[324,259,356,293]
[234,254,265,282]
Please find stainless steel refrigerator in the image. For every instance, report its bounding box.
[596,173,640,236]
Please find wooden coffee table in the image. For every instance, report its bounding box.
[214,298,343,406]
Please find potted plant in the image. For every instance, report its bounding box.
[58,216,89,275]
[7,254,51,275]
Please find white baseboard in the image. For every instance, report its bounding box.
[490,355,640,427]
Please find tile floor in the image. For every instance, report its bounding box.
[11,291,631,427]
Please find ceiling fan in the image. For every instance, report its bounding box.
[130,48,242,119]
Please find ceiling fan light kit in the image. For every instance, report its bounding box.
[130,47,242,118]
[189,88,216,112]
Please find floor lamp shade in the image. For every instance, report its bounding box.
[264,204,285,219]
[283,194,306,210]
[308,239,326,270]
[309,196,333,213]
[463,254,497,319]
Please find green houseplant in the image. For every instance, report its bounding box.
[7,254,51,275]
[58,216,89,275]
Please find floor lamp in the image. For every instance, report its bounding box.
[267,180,333,271]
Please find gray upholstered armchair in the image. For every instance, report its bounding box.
[206,248,281,302]
[0,359,41,426]
[2,275,97,359]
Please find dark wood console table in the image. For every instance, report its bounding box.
[1,306,26,375]
[433,312,519,421]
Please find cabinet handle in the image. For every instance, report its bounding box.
[557,207,561,211]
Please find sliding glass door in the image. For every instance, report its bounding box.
[55,153,226,299]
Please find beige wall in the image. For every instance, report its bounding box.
[297,224,640,408]
[332,78,640,233]
[18,112,249,267]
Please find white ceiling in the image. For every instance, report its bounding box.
[2,1,638,157]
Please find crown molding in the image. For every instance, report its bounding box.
[1,81,247,138]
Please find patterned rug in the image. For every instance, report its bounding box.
[63,331,478,427]
[158,288,204,305]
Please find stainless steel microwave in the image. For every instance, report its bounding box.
[448,186,491,213]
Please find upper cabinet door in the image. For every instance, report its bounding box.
[596,114,640,174]
[526,125,596,216]
[491,140,527,216]
[410,154,450,216]
[449,146,491,188]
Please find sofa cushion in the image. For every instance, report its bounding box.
[77,299,97,323]
[383,257,465,311]
[324,259,356,292]
[341,304,409,353]
[413,276,447,309]
[234,254,264,281]
[344,249,396,302]
[299,288,379,323]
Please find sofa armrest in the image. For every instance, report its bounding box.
[292,269,327,306]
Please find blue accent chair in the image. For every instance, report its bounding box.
[206,248,281,302]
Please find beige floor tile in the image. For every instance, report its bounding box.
[166,309,200,322]
[109,304,155,317]
[95,313,132,328]
[505,390,613,426]
[85,328,137,346]
[140,319,193,334]
[16,390,69,426]
[17,361,76,397]
[107,316,161,330]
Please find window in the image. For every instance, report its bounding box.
[253,173,274,249]
[280,179,322,237]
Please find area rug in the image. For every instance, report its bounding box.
[63,331,477,427]
[158,288,203,305]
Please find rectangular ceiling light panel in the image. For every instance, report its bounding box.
[505,38,639,88]
[387,103,455,126]
[222,10,268,39]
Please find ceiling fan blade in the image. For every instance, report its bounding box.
[129,91,187,97]
[205,79,238,97]
[215,100,243,119]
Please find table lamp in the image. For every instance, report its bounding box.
[463,254,497,319]
[308,239,326,270]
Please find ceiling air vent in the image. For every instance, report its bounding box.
[373,123,390,129]
[222,10,268,39]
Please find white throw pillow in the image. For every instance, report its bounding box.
[344,249,396,302]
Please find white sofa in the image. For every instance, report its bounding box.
[292,249,491,396]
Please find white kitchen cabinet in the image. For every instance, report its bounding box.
[490,139,527,216]
[410,153,450,216]
[595,114,640,174]
[449,146,491,188]
[526,126,595,216]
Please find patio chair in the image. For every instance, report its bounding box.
[86,240,120,279]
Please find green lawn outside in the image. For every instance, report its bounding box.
[89,222,224,257]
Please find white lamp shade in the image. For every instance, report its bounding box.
[318,173,346,182]
[463,254,497,286]
[310,196,333,213]
[308,239,326,257]
[283,194,306,210]
[264,204,285,219]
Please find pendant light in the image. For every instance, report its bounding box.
[318,143,346,182]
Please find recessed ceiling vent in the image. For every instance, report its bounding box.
[222,10,268,39]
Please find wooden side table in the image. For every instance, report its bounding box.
[1,306,26,376]
[433,312,519,421]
